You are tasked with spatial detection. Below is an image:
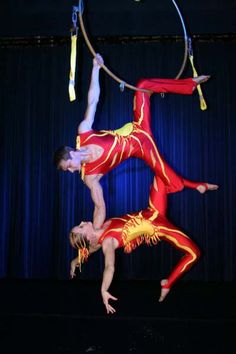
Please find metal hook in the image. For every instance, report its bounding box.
[119,82,125,92]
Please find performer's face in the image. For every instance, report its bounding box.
[59,154,81,173]
[70,222,94,243]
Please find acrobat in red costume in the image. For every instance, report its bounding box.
[77,78,208,193]
[98,175,201,294]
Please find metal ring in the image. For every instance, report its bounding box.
[78,0,189,91]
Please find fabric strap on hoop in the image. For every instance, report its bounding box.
[69,34,77,102]
[189,55,207,111]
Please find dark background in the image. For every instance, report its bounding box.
[0,0,236,281]
[1,0,236,37]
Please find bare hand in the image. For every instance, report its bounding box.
[101,290,118,314]
[70,258,78,279]
[93,53,104,68]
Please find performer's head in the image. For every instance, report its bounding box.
[69,222,94,271]
[53,146,82,173]
[69,222,94,248]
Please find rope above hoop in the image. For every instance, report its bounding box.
[69,0,207,109]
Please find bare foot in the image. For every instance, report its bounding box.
[197,183,219,194]
[159,279,170,302]
[193,75,211,85]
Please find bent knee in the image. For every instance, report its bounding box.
[185,242,201,262]
[136,78,147,89]
[195,246,201,259]
[192,244,201,261]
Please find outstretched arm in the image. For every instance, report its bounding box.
[69,244,101,279]
[85,175,106,229]
[78,54,104,133]
[101,238,119,314]
[70,257,79,279]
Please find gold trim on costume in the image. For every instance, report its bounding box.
[158,231,197,272]
[129,134,144,156]
[111,217,128,222]
[89,136,118,173]
[110,152,118,168]
[158,226,190,239]
[76,136,81,150]
[149,209,158,221]
[128,143,134,157]
[137,93,145,126]
[149,197,157,211]
[119,140,127,163]
[150,149,157,168]
[153,176,158,192]
[82,132,109,145]
[138,128,170,185]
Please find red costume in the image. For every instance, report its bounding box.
[76,78,207,193]
[98,176,201,290]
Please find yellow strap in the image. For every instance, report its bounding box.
[69,34,77,102]
[189,55,207,111]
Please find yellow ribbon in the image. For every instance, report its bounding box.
[189,55,207,111]
[69,34,77,102]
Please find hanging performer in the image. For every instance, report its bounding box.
[69,175,201,314]
[54,54,218,229]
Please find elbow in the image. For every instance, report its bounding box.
[94,203,106,217]
[92,97,99,105]
[89,95,99,106]
[104,265,115,274]
[93,220,104,230]
[94,203,106,213]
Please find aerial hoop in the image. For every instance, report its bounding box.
[77,0,188,89]
[69,0,207,109]
[171,0,188,79]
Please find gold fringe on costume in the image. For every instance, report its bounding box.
[124,233,160,253]
[121,212,160,253]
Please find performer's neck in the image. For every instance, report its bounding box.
[77,148,92,163]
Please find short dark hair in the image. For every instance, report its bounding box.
[53,146,75,168]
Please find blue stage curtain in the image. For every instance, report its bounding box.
[0,39,235,280]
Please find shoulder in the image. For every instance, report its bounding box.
[102,237,119,251]
[103,220,112,229]
[78,121,94,134]
[84,174,103,187]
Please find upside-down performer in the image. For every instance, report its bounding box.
[69,175,201,314]
[54,54,218,228]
